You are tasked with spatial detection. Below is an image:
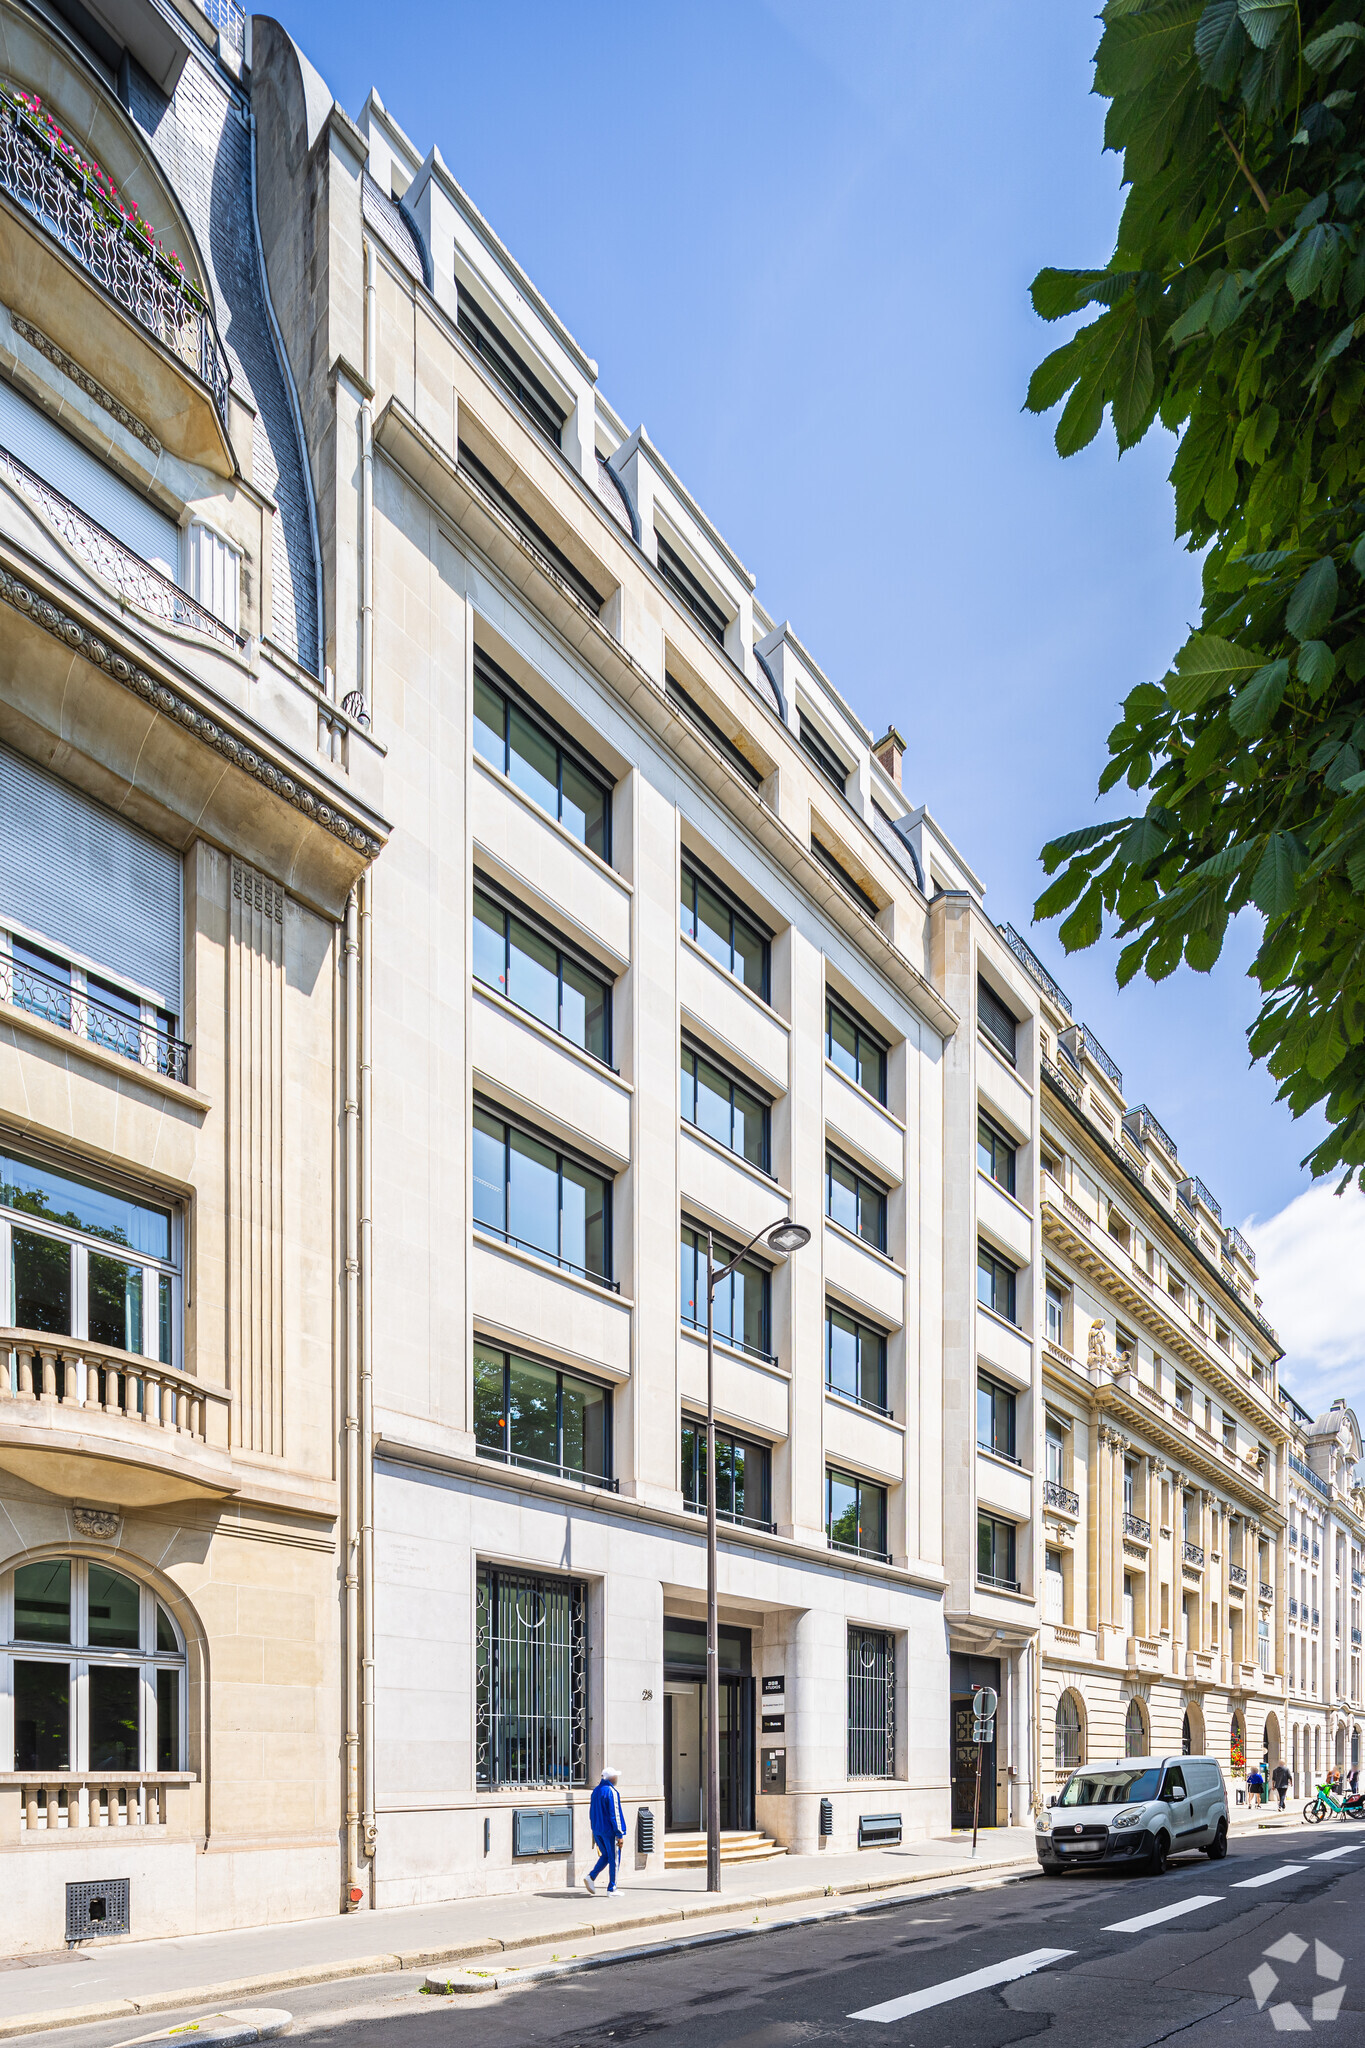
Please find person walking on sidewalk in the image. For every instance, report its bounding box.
[584,1767,627,1895]
[1247,1763,1264,1805]
[1272,1761,1290,1811]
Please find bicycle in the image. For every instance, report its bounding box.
[1303,1781,1365,1823]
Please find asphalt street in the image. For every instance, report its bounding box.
[24,1821,1365,2048]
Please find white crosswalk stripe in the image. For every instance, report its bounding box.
[1232,1864,1307,1889]
[1310,1846,1362,1862]
[1103,1894,1223,1933]
[849,1947,1074,2022]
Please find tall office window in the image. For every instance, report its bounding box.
[680,1040,770,1171]
[826,995,887,1104]
[827,1469,889,1561]
[977,1513,1018,1591]
[679,1224,771,1359]
[976,1112,1016,1196]
[978,978,1018,1065]
[977,1374,1017,1461]
[473,654,611,859]
[825,1304,889,1413]
[473,1106,611,1284]
[473,883,612,1064]
[473,1344,612,1487]
[679,1418,772,1530]
[679,862,770,999]
[977,1243,1017,1323]
[826,1151,888,1252]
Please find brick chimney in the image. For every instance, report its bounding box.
[873,726,906,788]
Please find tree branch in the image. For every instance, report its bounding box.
[1217,114,1286,240]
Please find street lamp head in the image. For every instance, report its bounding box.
[765,1219,811,1255]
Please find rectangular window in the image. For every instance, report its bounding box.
[826,1151,888,1252]
[473,654,612,860]
[680,1417,772,1530]
[826,1468,889,1561]
[473,1342,613,1487]
[977,1513,1018,1591]
[13,1660,69,1770]
[1045,1278,1066,1348]
[977,1374,1017,1461]
[811,835,879,917]
[1124,1458,1135,1514]
[666,675,762,789]
[847,1627,895,1778]
[679,861,770,999]
[680,1039,770,1172]
[798,713,849,795]
[977,1242,1017,1324]
[976,1112,1016,1196]
[473,882,612,1065]
[458,443,604,614]
[977,977,1018,1065]
[1045,1418,1066,1487]
[679,1224,771,1360]
[1045,1550,1065,1622]
[475,1564,586,1788]
[1174,1378,1192,1416]
[1,1148,178,1365]
[473,1105,612,1285]
[825,1304,889,1414]
[184,519,241,633]
[457,290,567,446]
[655,533,729,645]
[826,995,887,1104]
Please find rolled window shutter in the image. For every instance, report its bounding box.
[0,743,182,1015]
[0,377,179,577]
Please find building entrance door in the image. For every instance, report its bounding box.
[664,1683,701,1830]
[663,1678,754,1831]
[949,1651,1001,1830]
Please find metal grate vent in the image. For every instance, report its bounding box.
[66,1878,129,1942]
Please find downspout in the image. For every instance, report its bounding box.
[359,867,376,1872]
[343,236,375,727]
[342,888,362,1906]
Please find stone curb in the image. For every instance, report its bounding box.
[111,2009,294,2047]
[0,1851,1037,2040]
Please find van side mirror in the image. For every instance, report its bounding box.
[1049,1796,1057,1808]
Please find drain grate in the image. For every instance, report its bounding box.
[66,1878,130,1942]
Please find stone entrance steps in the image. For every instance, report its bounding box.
[664,1828,787,1867]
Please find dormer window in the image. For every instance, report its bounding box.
[978,977,1018,1066]
[457,288,566,446]
[798,713,849,795]
[655,534,728,647]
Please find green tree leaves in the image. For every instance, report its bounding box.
[1028,0,1365,1188]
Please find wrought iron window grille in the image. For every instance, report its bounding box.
[847,1627,895,1779]
[475,1565,586,1790]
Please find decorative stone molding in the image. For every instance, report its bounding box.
[10,314,162,454]
[0,561,382,859]
[71,1504,120,1539]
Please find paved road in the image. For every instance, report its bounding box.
[28,1822,1365,2048]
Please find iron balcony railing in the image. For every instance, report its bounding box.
[0,444,241,648]
[1124,1512,1151,1543]
[1180,1175,1223,1224]
[1071,1024,1123,1093]
[681,1315,777,1369]
[1353,1627,1362,1646]
[683,1498,775,1536]
[1312,1608,1321,1628]
[828,1380,893,1421]
[1183,1541,1205,1568]
[1313,1541,1321,1560]
[1227,1223,1257,1270]
[976,1569,1021,1593]
[997,923,1071,1016]
[1290,1453,1332,1502]
[474,1224,619,1291]
[1290,1597,1299,1618]
[474,1442,619,1492]
[1125,1103,1178,1164]
[1289,1529,1299,1549]
[1044,1479,1080,1515]
[1,953,189,1082]
[829,1534,892,1565]
[1353,1570,1364,1589]
[1230,1563,1248,1586]
[1260,1581,1274,1602]
[0,94,229,432]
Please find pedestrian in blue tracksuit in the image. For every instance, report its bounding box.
[584,1766,626,1894]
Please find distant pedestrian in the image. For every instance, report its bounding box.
[1272,1762,1290,1811]
[1247,1764,1264,1804]
[584,1766,626,1895]
[1350,1767,1360,1796]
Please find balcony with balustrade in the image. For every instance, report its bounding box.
[0,1330,234,1506]
[0,83,232,473]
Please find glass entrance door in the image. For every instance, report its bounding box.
[663,1676,754,1831]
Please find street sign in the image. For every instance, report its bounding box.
[969,1687,998,1856]
[972,1719,991,1743]
[971,1686,998,1722]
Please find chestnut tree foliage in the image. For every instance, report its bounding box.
[1028,0,1365,1186]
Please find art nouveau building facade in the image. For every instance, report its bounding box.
[0,0,385,1950]
[1010,932,1290,1799]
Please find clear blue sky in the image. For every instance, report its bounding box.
[280,0,1322,1227]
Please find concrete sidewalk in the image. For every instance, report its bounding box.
[0,1828,1039,2037]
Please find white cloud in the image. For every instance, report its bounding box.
[1243,1180,1365,1422]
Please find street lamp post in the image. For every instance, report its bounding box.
[705,1214,811,1894]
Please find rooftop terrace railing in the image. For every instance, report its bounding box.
[997,923,1072,1016]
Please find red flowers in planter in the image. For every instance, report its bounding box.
[4,81,194,285]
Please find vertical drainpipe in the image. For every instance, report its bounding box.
[343,888,361,1905]
[344,238,375,726]
[360,866,376,1876]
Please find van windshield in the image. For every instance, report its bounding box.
[1057,1767,1161,1806]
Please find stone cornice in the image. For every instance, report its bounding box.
[0,559,384,860]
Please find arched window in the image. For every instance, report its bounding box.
[1230,1712,1246,1776]
[1055,1691,1083,1771]
[4,1557,185,1780]
[1125,1697,1148,1756]
[1182,1711,1192,1755]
